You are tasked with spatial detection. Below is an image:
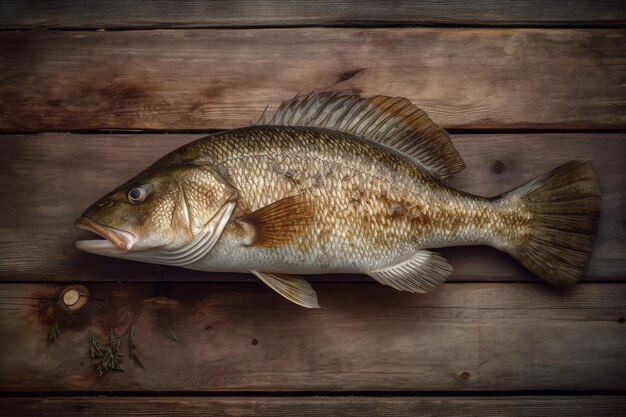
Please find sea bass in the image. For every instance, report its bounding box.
[75,92,600,308]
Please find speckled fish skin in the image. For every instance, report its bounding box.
[175,125,524,274]
[76,92,600,307]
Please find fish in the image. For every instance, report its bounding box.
[75,92,601,308]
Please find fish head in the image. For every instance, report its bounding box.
[75,163,238,262]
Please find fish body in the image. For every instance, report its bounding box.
[76,92,600,307]
[173,125,516,274]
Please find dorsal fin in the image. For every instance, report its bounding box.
[263,91,465,178]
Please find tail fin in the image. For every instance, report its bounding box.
[504,161,600,286]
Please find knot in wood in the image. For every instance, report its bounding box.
[490,160,506,175]
[59,285,89,313]
[63,289,80,306]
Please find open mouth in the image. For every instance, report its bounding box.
[75,217,136,254]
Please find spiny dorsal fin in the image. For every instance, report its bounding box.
[252,271,321,308]
[237,195,315,248]
[263,91,465,179]
[368,250,452,293]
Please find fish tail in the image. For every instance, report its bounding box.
[501,160,600,286]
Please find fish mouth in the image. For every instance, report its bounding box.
[75,217,137,254]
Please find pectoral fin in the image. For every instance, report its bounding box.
[252,271,321,308]
[368,250,452,293]
[237,195,315,248]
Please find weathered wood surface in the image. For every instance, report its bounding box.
[1,0,625,29]
[1,28,624,131]
[1,396,625,417]
[0,133,623,282]
[0,282,624,392]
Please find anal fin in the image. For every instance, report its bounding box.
[252,271,321,308]
[368,250,452,293]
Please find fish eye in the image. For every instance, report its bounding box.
[127,185,150,204]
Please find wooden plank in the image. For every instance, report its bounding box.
[0,282,624,391]
[0,28,624,131]
[0,133,623,283]
[1,396,625,416]
[0,1,625,29]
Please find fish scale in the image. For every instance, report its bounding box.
[176,125,522,272]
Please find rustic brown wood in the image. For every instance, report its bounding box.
[0,282,624,392]
[1,1,625,29]
[1,396,625,416]
[0,28,624,131]
[1,133,623,282]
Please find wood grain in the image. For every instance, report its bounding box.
[1,396,625,416]
[0,1,624,29]
[0,282,624,392]
[1,133,623,283]
[0,28,624,131]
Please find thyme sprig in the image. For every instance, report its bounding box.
[165,330,180,343]
[88,329,125,376]
[48,321,60,343]
[87,307,144,376]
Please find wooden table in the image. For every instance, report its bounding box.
[0,1,625,415]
